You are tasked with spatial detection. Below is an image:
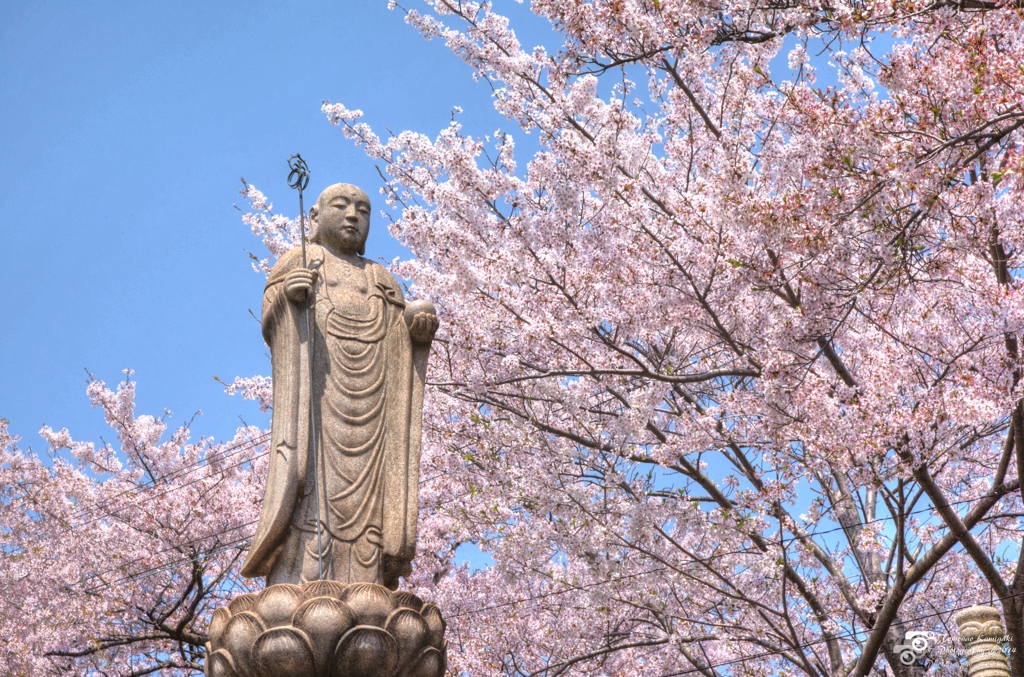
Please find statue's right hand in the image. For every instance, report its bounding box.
[284,268,318,303]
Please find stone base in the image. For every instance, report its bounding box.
[205,581,446,677]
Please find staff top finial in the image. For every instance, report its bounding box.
[287,154,310,192]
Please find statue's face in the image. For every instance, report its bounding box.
[311,184,370,255]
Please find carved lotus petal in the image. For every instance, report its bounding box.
[292,597,356,676]
[301,580,345,599]
[206,648,239,677]
[255,584,306,628]
[228,592,257,615]
[209,587,445,677]
[403,646,444,677]
[209,607,232,651]
[385,608,429,674]
[222,611,265,677]
[419,603,446,649]
[340,583,395,627]
[252,626,316,677]
[331,625,398,677]
[392,591,424,613]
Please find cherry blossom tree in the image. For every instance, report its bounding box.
[6,0,1024,675]
[0,377,266,675]
[309,1,1024,676]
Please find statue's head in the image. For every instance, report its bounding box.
[309,183,371,256]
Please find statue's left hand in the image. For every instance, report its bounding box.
[409,312,439,345]
[404,299,439,345]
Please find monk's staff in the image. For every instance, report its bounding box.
[287,153,325,581]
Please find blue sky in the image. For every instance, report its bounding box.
[1,1,908,579]
[0,1,547,449]
[0,0,852,452]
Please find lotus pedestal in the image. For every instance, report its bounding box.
[205,581,446,677]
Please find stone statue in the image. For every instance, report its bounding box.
[240,183,438,590]
[207,181,446,677]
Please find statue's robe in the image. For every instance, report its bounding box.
[240,245,428,589]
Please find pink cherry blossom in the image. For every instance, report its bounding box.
[0,378,266,675]
[5,1,1024,675]
[317,2,1024,675]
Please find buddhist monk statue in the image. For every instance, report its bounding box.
[240,183,438,590]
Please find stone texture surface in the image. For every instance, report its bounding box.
[241,183,438,589]
[220,184,446,676]
[954,605,1011,677]
[205,582,446,677]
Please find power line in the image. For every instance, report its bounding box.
[63,417,1009,572]
[445,490,1020,621]
[71,531,1024,676]
[69,462,449,589]
[66,492,1021,677]
[85,495,1012,621]
[70,441,268,533]
[448,566,670,618]
[73,432,267,518]
[450,568,1023,675]
[68,458,447,591]
[81,523,1024,672]
[59,440,1016,635]
[656,590,1024,677]
[87,536,256,595]
[67,432,459,531]
[80,520,259,593]
[68,432,269,526]
[800,487,1021,541]
[77,472,1010,592]
[77,477,1016,600]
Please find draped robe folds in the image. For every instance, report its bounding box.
[240,245,429,589]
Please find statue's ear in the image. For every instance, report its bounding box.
[307,204,319,242]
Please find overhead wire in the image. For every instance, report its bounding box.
[80,519,260,593]
[74,470,451,592]
[656,589,1024,677]
[82,479,995,615]
[67,432,270,526]
[446,567,1023,676]
[67,438,269,535]
[92,552,1023,676]
[54,386,1015,585]
[65,434,457,534]
[442,486,1021,620]
[72,471,1017,602]
[57,428,1019,670]
[59,471,1020,677]
[67,507,1023,677]
[87,537,256,596]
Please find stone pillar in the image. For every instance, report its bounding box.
[954,605,1010,677]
